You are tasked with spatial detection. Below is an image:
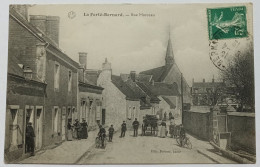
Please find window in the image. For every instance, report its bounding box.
[53,108,59,133]
[128,106,131,119]
[54,63,60,90]
[68,70,72,92]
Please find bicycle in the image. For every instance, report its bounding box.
[176,135,192,149]
[95,135,107,148]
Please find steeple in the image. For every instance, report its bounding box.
[165,30,174,66]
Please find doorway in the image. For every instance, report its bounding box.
[61,108,66,141]
[25,108,34,153]
[35,108,43,150]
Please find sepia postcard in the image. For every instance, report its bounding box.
[3,3,255,165]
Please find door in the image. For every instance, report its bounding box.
[25,109,33,153]
[35,108,43,150]
[61,108,66,140]
[102,109,106,125]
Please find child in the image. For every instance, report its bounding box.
[108,124,115,142]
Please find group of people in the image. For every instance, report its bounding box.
[67,118,89,141]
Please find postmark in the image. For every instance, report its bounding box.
[68,11,76,19]
[207,6,248,40]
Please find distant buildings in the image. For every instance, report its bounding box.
[191,78,225,106]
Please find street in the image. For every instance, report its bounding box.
[77,130,235,164]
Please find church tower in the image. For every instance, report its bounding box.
[165,34,175,66]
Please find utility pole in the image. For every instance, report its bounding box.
[181,73,184,124]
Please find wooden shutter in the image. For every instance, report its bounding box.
[52,108,55,134]
[58,108,61,133]
[5,109,11,149]
[17,109,24,146]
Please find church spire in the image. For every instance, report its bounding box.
[165,28,174,66]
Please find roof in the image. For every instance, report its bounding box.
[135,82,160,103]
[85,70,101,85]
[139,64,173,82]
[120,73,152,82]
[137,82,180,97]
[9,8,79,69]
[111,75,140,101]
[79,81,103,90]
[193,82,225,88]
[161,96,176,109]
[8,54,44,83]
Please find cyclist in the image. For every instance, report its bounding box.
[179,124,186,147]
[98,125,106,148]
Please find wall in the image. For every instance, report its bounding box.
[78,90,102,129]
[5,75,45,162]
[183,111,210,140]
[227,112,255,154]
[43,50,78,147]
[126,100,140,129]
[163,64,191,104]
[183,110,256,154]
[97,78,127,130]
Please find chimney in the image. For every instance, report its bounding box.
[102,58,111,71]
[192,78,194,85]
[30,15,60,46]
[130,71,136,82]
[212,77,215,83]
[79,52,87,69]
[24,66,32,80]
[11,5,29,21]
[203,78,205,83]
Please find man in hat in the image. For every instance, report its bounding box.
[74,119,81,140]
[132,118,139,137]
[98,125,106,148]
[120,121,127,137]
[108,124,114,142]
[26,122,35,156]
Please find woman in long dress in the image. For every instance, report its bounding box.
[160,121,166,138]
[67,119,73,141]
[81,119,88,139]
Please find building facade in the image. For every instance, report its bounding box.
[6,6,78,162]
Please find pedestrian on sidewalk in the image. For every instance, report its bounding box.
[67,119,73,141]
[26,122,35,156]
[120,121,127,138]
[160,121,166,138]
[132,118,139,137]
[169,111,173,120]
[98,125,106,148]
[81,119,88,139]
[108,124,114,142]
[74,119,82,140]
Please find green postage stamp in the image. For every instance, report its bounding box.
[207,6,248,40]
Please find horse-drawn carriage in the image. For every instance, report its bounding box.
[141,115,159,136]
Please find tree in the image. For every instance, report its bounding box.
[220,46,254,111]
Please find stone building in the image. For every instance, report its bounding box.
[140,36,191,105]
[191,78,225,106]
[77,52,104,130]
[97,59,141,129]
[5,54,46,162]
[6,5,78,161]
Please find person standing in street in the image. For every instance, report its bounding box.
[81,119,88,139]
[120,121,127,138]
[98,125,106,148]
[169,111,173,120]
[26,122,35,156]
[160,121,167,138]
[132,118,139,137]
[108,124,114,142]
[74,119,81,140]
[67,119,73,141]
[163,112,167,121]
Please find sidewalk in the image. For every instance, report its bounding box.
[19,130,98,164]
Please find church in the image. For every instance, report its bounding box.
[140,35,192,106]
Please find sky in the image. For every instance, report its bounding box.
[28,4,253,85]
